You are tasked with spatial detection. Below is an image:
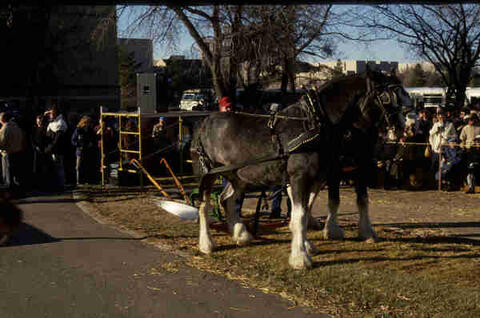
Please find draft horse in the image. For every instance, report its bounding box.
[191,70,412,269]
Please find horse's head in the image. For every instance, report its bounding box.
[361,69,412,138]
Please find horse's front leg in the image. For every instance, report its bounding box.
[221,182,253,246]
[356,182,377,243]
[288,185,319,257]
[287,179,312,269]
[306,183,322,231]
[324,179,345,240]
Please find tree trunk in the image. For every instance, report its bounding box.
[280,57,288,93]
[288,59,296,93]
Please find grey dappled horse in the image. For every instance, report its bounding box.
[191,70,412,269]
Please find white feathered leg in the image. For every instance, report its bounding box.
[223,186,252,246]
[198,191,216,254]
[287,186,312,269]
[357,193,377,242]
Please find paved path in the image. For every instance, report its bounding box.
[0,194,326,318]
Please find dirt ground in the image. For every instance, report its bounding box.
[265,187,480,240]
[77,185,480,317]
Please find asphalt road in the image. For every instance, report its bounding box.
[0,194,327,318]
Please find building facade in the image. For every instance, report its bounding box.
[317,60,399,75]
[118,38,154,73]
[0,5,120,114]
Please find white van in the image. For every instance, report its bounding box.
[179,89,205,111]
[405,87,446,108]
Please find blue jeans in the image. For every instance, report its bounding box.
[50,154,65,190]
[270,185,283,216]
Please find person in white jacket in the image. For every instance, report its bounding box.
[429,109,457,171]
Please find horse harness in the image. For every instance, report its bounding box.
[197,82,401,176]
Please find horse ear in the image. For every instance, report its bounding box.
[390,68,397,77]
[365,66,374,91]
[365,64,371,75]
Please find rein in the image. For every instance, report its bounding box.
[232,111,309,121]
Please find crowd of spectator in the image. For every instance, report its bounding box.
[0,105,107,197]
[374,106,480,193]
[2,101,480,199]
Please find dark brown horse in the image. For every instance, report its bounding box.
[191,70,412,269]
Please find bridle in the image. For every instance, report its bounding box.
[363,82,404,129]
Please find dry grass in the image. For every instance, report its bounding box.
[76,186,480,317]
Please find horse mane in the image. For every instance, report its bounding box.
[317,73,366,97]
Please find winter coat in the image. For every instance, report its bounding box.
[429,121,457,154]
[0,120,26,154]
[415,118,432,143]
[45,114,68,156]
[460,125,480,149]
[71,127,96,157]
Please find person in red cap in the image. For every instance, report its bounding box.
[219,96,232,112]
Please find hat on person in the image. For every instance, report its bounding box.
[448,137,458,143]
[159,116,165,120]
[270,103,280,113]
[219,96,232,112]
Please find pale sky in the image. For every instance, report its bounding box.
[117,6,420,64]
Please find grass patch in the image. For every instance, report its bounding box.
[77,186,480,317]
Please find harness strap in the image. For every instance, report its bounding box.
[206,153,290,175]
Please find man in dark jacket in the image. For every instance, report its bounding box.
[32,114,48,189]
[415,109,432,143]
[45,106,68,191]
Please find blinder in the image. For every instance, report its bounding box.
[371,83,404,129]
[379,91,391,105]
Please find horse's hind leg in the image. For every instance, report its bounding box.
[287,178,312,269]
[221,182,252,246]
[324,180,345,240]
[356,180,377,243]
[198,175,217,254]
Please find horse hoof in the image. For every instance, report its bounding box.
[365,237,377,244]
[232,224,253,246]
[289,253,313,270]
[199,238,216,254]
[0,234,9,246]
[359,228,378,243]
[305,240,320,256]
[234,231,253,246]
[307,216,322,231]
[323,225,345,240]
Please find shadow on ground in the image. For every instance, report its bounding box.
[2,223,150,248]
[1,223,197,248]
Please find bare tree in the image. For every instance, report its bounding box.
[118,5,246,101]
[360,4,480,107]
[236,5,334,93]
[117,5,336,101]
